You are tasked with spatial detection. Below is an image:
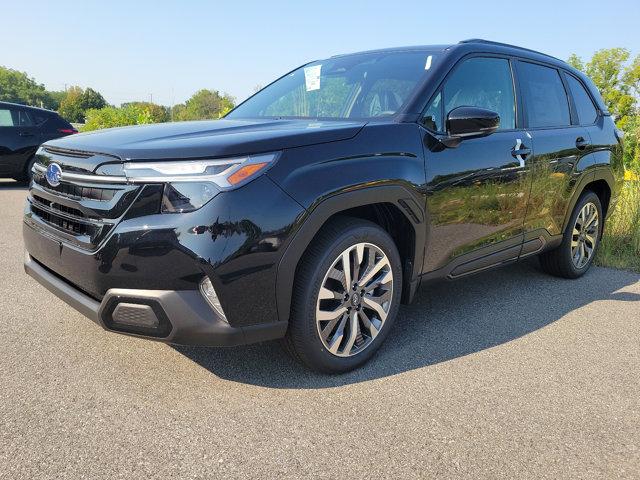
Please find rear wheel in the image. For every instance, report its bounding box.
[13,156,36,184]
[539,191,603,278]
[283,217,402,373]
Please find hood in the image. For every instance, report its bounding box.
[45,118,366,162]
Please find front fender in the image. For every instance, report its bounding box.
[274,184,426,324]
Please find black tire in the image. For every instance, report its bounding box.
[283,217,403,373]
[13,155,36,184]
[539,190,603,279]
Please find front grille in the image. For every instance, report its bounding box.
[26,149,145,250]
[33,175,117,202]
[31,204,91,236]
[32,193,84,218]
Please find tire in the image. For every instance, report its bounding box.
[13,156,36,184]
[539,190,603,279]
[283,217,403,373]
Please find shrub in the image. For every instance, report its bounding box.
[596,181,640,272]
[83,104,157,131]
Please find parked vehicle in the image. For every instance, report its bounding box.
[0,101,77,182]
[23,40,623,373]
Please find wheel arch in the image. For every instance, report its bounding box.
[562,168,615,233]
[275,185,426,324]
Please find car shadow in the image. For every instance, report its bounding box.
[0,179,28,190]
[172,258,640,389]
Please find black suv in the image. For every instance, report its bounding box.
[23,40,623,373]
[0,101,77,182]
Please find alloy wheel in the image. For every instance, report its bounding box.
[315,242,394,357]
[571,202,599,269]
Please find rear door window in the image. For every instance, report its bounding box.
[17,110,34,126]
[0,109,15,126]
[518,62,571,128]
[565,74,598,125]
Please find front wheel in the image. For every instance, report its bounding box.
[539,191,603,278]
[283,217,402,373]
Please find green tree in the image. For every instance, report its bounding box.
[58,86,85,122]
[47,90,66,111]
[173,89,235,121]
[0,66,57,109]
[569,48,639,130]
[82,87,107,111]
[569,48,640,171]
[58,86,107,123]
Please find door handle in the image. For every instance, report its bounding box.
[575,137,590,150]
[512,147,532,157]
[511,138,531,167]
[18,131,34,137]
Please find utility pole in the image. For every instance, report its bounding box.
[149,93,153,104]
[170,87,174,122]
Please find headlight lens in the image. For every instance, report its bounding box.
[161,182,219,213]
[121,152,279,213]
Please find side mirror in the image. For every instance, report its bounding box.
[440,106,500,147]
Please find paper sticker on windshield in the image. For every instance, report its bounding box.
[304,65,321,91]
[425,55,433,70]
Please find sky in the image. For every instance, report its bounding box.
[2,0,639,107]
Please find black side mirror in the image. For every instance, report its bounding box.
[439,106,500,148]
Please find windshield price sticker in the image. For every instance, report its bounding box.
[304,65,322,91]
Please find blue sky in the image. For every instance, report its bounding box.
[3,0,639,107]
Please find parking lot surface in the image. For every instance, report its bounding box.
[1,180,639,479]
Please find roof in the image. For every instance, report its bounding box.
[330,44,452,58]
[330,39,568,69]
[0,101,56,114]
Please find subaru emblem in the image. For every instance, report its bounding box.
[45,163,62,187]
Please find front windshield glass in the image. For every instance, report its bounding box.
[227,51,438,120]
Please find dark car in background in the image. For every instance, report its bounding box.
[22,39,623,373]
[0,101,76,182]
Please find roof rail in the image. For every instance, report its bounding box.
[459,38,563,62]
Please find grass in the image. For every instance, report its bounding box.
[596,180,640,272]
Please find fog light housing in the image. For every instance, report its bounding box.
[200,277,227,322]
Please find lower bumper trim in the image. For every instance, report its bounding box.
[24,253,287,347]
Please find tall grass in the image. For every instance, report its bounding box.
[596,181,640,272]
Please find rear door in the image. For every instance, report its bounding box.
[0,107,40,177]
[515,60,591,249]
[420,56,531,275]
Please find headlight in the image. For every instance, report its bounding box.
[120,152,279,213]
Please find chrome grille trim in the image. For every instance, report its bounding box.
[33,163,127,184]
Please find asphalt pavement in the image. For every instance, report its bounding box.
[1,179,638,479]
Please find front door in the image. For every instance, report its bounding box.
[420,56,530,275]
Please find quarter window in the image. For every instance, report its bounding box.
[422,91,442,132]
[442,57,516,131]
[565,74,598,125]
[518,62,570,128]
[32,112,48,126]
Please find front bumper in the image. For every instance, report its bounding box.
[24,253,287,346]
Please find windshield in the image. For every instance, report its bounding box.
[227,51,438,120]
